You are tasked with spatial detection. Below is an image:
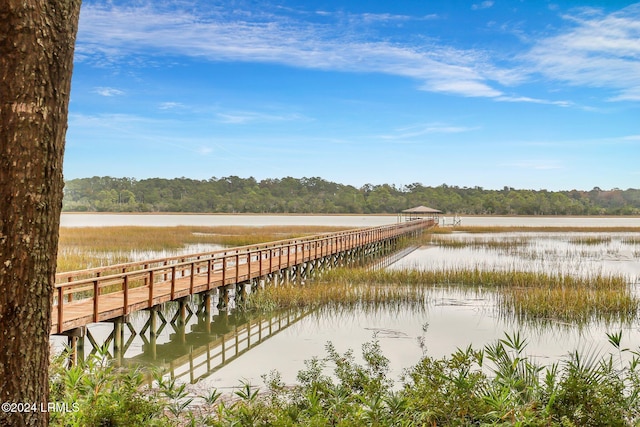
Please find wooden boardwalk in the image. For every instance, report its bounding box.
[52,219,434,334]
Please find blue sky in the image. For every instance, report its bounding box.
[65,0,640,191]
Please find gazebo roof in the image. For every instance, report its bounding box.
[402,205,442,214]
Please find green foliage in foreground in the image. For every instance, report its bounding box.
[50,333,640,426]
[49,347,172,427]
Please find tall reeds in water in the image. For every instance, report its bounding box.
[241,267,638,325]
[238,279,433,313]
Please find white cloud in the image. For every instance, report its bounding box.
[496,95,572,107]
[620,134,640,141]
[380,122,478,140]
[472,1,494,11]
[524,4,640,102]
[359,12,438,23]
[93,87,125,96]
[76,2,640,104]
[159,102,185,110]
[609,86,640,102]
[76,3,507,99]
[215,110,305,124]
[422,79,503,97]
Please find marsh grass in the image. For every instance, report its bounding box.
[319,267,629,291]
[57,248,133,272]
[502,285,639,324]
[59,225,349,251]
[426,235,530,249]
[568,235,612,245]
[241,267,638,325]
[424,229,639,256]
[239,280,432,313]
[57,225,349,271]
[621,236,640,245]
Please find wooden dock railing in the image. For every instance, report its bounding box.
[52,219,434,334]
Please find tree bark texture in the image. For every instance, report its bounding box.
[0,1,81,426]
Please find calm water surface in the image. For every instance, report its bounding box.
[60,213,400,228]
[87,282,638,393]
[58,214,640,393]
[394,232,640,278]
[60,213,640,228]
[202,232,640,390]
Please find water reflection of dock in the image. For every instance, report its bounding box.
[130,307,310,384]
[64,293,311,384]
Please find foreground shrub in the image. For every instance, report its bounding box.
[49,346,173,427]
[195,332,640,426]
[50,333,640,426]
[401,345,491,425]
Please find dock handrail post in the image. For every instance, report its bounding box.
[93,280,99,323]
[148,270,154,307]
[67,276,73,302]
[123,275,129,315]
[190,262,195,294]
[57,285,64,334]
[235,254,239,283]
[171,265,176,300]
[222,256,227,285]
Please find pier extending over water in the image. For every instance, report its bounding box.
[52,219,435,338]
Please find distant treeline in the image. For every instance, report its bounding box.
[62,176,640,215]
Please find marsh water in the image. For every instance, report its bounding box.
[58,214,640,393]
[60,213,640,228]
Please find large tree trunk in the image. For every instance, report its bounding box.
[0,1,81,426]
